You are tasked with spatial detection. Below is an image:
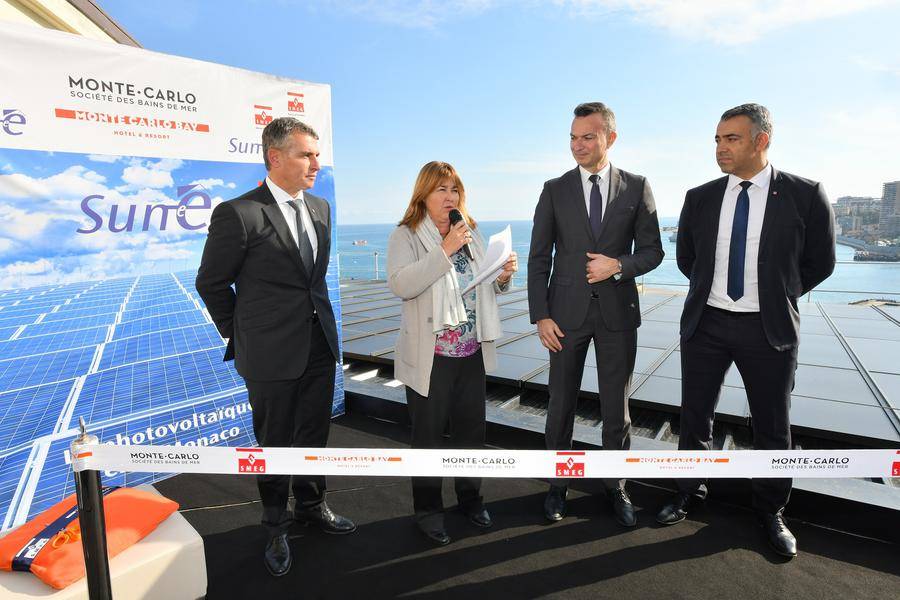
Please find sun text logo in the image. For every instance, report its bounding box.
[893,451,900,477]
[237,448,266,473]
[254,105,272,127]
[1,109,26,136]
[287,92,305,114]
[78,184,211,234]
[228,137,262,155]
[555,451,585,477]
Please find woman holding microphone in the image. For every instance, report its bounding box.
[387,161,517,545]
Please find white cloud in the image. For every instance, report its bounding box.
[558,0,893,45]
[0,165,109,201]
[0,204,54,239]
[75,228,157,251]
[82,170,106,184]
[0,264,56,289]
[129,188,173,205]
[116,158,184,191]
[1,164,12,173]
[152,158,184,172]
[144,241,194,261]
[87,154,121,163]
[189,178,236,190]
[189,178,224,189]
[1,258,53,276]
[0,238,13,254]
[120,164,175,190]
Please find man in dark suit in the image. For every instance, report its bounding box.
[196,117,355,577]
[528,102,664,526]
[655,103,835,558]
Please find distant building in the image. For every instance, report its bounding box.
[834,196,882,239]
[836,196,880,209]
[880,182,900,240]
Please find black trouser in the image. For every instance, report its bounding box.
[545,298,636,490]
[678,306,796,514]
[406,349,486,523]
[244,320,336,537]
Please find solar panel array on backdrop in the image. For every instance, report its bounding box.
[27,391,256,523]
[0,380,75,452]
[0,272,257,529]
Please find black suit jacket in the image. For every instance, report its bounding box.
[677,168,836,351]
[528,165,664,331]
[195,183,338,381]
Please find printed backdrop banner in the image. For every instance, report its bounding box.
[0,21,344,531]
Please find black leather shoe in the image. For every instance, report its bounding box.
[761,512,797,558]
[609,488,637,527]
[264,534,292,577]
[416,519,451,546]
[295,501,357,534]
[656,492,693,525]
[544,486,567,522]
[464,507,493,529]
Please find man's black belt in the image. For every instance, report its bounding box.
[706,305,760,318]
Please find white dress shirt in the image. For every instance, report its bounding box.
[266,177,318,262]
[707,163,772,312]
[579,163,611,220]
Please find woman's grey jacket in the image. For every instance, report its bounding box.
[387,224,508,396]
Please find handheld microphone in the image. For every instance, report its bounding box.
[448,209,473,260]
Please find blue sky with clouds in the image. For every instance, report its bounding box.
[0,151,249,286]
[0,146,338,287]
[100,1,900,224]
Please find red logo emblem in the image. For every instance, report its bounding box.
[893,452,900,477]
[254,105,273,127]
[237,448,266,473]
[555,451,585,477]
[287,92,305,114]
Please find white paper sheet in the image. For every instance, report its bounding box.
[462,225,512,294]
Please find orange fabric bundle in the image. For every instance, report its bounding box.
[0,487,179,589]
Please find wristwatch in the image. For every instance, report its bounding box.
[612,260,623,281]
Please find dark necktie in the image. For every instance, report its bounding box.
[727,181,752,301]
[589,174,603,238]
[287,199,314,274]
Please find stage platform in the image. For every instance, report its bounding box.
[157,412,900,599]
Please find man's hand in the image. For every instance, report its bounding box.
[586,252,621,284]
[537,318,564,352]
